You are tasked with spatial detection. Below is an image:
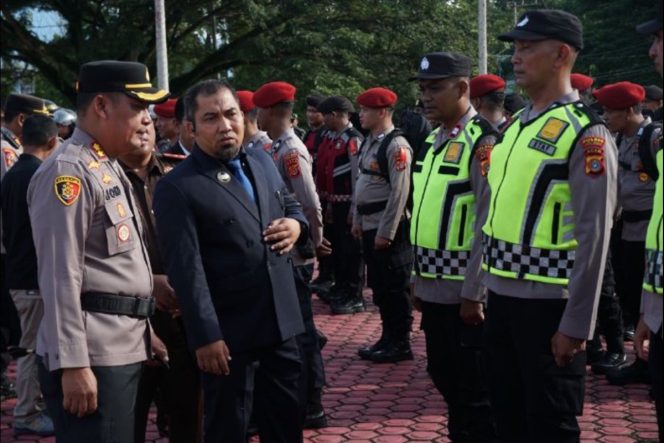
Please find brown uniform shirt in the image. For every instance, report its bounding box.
[28,128,153,370]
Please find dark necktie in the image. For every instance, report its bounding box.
[226,157,256,203]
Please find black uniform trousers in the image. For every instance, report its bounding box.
[0,253,21,375]
[485,292,586,443]
[614,238,646,329]
[421,301,497,443]
[38,359,142,443]
[651,327,663,441]
[134,311,202,443]
[589,250,624,354]
[293,264,326,411]
[331,202,363,296]
[201,337,302,443]
[361,221,413,340]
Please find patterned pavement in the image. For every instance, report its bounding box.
[1,293,660,442]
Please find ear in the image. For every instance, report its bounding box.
[92,94,109,119]
[46,135,58,151]
[555,44,573,69]
[458,79,469,99]
[471,97,481,110]
[17,113,26,127]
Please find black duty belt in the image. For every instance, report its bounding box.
[81,292,155,318]
[357,201,388,215]
[622,210,653,223]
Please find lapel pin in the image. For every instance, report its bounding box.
[217,171,231,184]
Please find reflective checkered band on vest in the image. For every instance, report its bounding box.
[482,234,575,279]
[416,246,469,277]
[646,249,663,292]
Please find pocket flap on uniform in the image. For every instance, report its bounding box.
[104,201,134,225]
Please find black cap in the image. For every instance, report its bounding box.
[4,94,50,116]
[499,9,584,51]
[77,60,169,104]
[636,1,663,34]
[317,96,355,114]
[504,93,527,114]
[306,94,326,108]
[645,84,664,101]
[410,52,472,81]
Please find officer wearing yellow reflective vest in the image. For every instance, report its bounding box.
[410,52,499,443]
[634,2,663,440]
[462,10,618,443]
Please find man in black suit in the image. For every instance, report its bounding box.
[153,79,307,443]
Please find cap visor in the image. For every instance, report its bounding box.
[636,19,662,35]
[125,88,170,104]
[498,29,548,42]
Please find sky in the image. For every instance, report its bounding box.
[31,9,65,42]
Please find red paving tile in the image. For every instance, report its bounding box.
[1,293,660,442]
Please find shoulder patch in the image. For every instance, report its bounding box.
[537,117,569,143]
[475,144,493,177]
[581,136,606,177]
[284,150,301,178]
[2,147,18,169]
[394,146,408,172]
[348,138,359,156]
[444,142,464,164]
[54,175,82,206]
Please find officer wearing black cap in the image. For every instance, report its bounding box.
[28,60,170,442]
[411,51,499,443]
[0,92,49,398]
[463,10,618,442]
[316,96,365,313]
[634,2,664,440]
[643,85,663,121]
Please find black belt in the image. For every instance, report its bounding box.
[81,292,155,318]
[357,201,388,215]
[622,210,653,223]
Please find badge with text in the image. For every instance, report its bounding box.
[581,136,606,177]
[284,150,301,178]
[444,142,464,164]
[537,118,569,143]
[54,175,82,206]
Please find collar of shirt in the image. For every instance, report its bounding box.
[367,126,396,146]
[177,140,191,156]
[17,153,43,165]
[434,107,477,147]
[521,89,580,123]
[119,153,164,182]
[624,117,654,143]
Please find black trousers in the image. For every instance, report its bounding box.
[651,327,663,441]
[134,311,202,443]
[615,239,646,328]
[589,251,624,354]
[361,221,413,340]
[331,202,363,295]
[0,253,21,374]
[485,292,586,443]
[293,264,326,410]
[38,359,142,443]
[202,337,302,443]
[421,301,496,443]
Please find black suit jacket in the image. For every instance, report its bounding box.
[153,147,307,353]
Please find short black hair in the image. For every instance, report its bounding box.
[480,91,505,112]
[22,115,58,147]
[183,79,237,125]
[246,108,259,122]
[175,97,186,122]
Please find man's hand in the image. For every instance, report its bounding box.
[196,340,232,376]
[551,331,586,368]
[153,274,179,313]
[263,218,301,255]
[145,332,169,368]
[374,235,391,250]
[316,237,333,257]
[351,224,362,240]
[62,367,98,417]
[634,316,650,361]
[460,299,485,326]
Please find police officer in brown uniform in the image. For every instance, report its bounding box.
[28,60,170,442]
[351,87,414,363]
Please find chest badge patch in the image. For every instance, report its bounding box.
[444,142,464,164]
[537,117,569,143]
[117,203,127,218]
[54,175,82,206]
[101,172,113,184]
[117,224,131,242]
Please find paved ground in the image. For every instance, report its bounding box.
[1,294,660,442]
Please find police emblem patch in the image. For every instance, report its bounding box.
[475,144,493,177]
[395,147,408,171]
[2,148,18,169]
[444,142,464,164]
[537,118,569,143]
[117,224,131,242]
[54,176,82,206]
[217,171,231,184]
[421,57,430,70]
[581,136,606,177]
[639,172,649,182]
[284,150,301,178]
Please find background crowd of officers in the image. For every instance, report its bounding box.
[0,2,662,443]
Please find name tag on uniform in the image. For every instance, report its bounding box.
[528,138,557,156]
[444,142,464,164]
[537,117,569,143]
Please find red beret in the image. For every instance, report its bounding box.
[153,98,177,118]
[253,81,296,108]
[357,87,398,108]
[469,74,506,99]
[571,73,594,92]
[593,81,646,110]
[236,90,255,113]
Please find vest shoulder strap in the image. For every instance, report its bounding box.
[469,115,498,156]
[360,129,403,183]
[638,123,662,181]
[1,127,21,151]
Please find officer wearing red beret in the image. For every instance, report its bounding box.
[470,74,509,132]
[351,87,414,362]
[595,81,663,386]
[571,73,594,94]
[236,90,272,153]
[154,98,179,152]
[253,80,330,428]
